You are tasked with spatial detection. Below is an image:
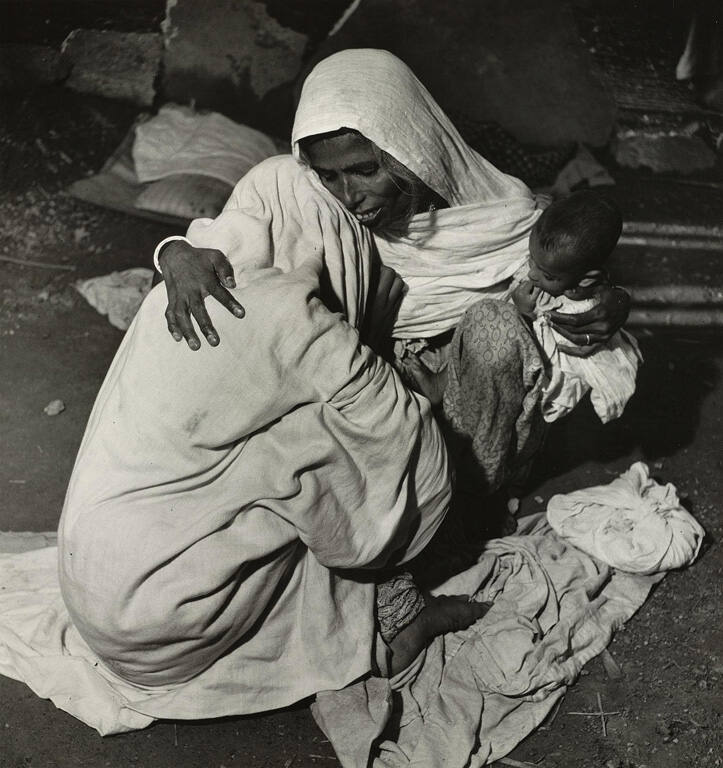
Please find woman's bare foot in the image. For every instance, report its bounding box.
[387,595,491,675]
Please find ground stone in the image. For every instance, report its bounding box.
[0,44,70,91]
[161,0,309,133]
[61,29,162,106]
[613,131,717,174]
[304,0,616,146]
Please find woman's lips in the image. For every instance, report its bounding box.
[354,207,383,225]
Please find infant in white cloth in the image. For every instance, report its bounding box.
[512,190,642,423]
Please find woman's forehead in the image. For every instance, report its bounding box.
[305,131,377,169]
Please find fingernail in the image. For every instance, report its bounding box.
[208,335,218,345]
[224,278,236,289]
[189,340,200,350]
[233,307,245,318]
[172,332,182,342]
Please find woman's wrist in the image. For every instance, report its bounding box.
[153,235,191,273]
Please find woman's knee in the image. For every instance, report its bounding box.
[455,299,532,373]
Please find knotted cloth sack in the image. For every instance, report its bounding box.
[546,462,705,574]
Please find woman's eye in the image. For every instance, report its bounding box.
[356,165,379,177]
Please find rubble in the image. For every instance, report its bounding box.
[613,130,717,174]
[61,29,162,107]
[0,45,70,91]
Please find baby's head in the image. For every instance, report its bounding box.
[529,191,622,295]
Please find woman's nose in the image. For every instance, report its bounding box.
[339,175,364,209]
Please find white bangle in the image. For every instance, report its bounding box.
[153,235,191,273]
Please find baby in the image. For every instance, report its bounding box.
[512,190,642,423]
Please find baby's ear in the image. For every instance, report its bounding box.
[578,268,608,289]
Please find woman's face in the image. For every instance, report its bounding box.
[304,132,408,230]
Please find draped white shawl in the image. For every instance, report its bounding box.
[292,48,542,338]
[57,157,450,721]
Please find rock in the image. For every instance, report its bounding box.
[0,45,70,92]
[61,29,162,106]
[161,0,310,133]
[303,0,616,146]
[613,130,716,174]
[43,399,65,416]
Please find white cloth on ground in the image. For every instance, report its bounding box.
[132,104,278,187]
[533,291,642,423]
[75,267,154,330]
[291,48,544,339]
[311,512,664,768]
[547,462,705,574]
[0,510,660,749]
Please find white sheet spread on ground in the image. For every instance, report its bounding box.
[292,49,544,339]
[0,509,662,757]
[311,512,666,768]
[0,466,703,759]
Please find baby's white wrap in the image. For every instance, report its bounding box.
[534,292,642,423]
[292,48,542,338]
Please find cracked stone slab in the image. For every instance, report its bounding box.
[62,29,162,106]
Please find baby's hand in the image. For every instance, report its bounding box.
[511,280,541,317]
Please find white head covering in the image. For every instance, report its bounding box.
[292,49,543,338]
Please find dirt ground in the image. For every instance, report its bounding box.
[0,88,720,768]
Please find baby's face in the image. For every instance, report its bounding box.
[528,233,580,296]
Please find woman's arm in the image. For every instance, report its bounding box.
[547,284,631,357]
[157,239,246,350]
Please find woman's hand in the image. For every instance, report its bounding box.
[548,284,631,357]
[159,240,245,350]
[402,355,447,407]
[363,263,406,356]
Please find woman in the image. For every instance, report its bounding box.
[156,49,629,508]
[58,49,628,721]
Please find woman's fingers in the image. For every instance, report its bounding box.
[547,305,600,329]
[209,283,246,319]
[189,300,220,347]
[211,250,237,290]
[549,318,608,345]
[164,306,183,343]
[168,303,202,350]
[557,342,600,358]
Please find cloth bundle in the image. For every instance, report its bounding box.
[547,462,705,574]
[75,267,154,330]
[133,104,279,187]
